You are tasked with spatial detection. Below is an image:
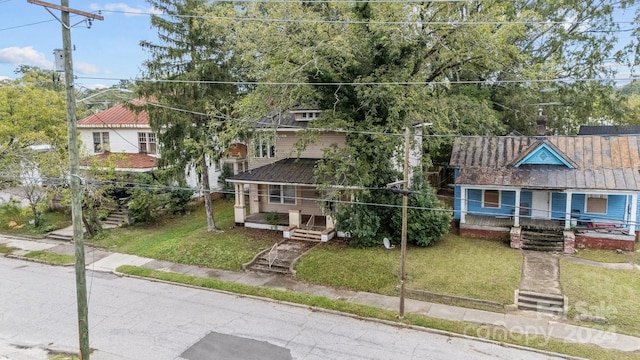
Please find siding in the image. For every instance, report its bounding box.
[257,184,324,215]
[249,132,346,170]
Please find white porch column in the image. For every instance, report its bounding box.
[514,189,521,227]
[629,193,637,236]
[233,183,246,224]
[460,186,467,224]
[564,191,573,229]
[249,184,260,214]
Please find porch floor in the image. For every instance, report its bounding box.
[245,213,327,230]
[464,214,563,231]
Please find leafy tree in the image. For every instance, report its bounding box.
[138,0,242,232]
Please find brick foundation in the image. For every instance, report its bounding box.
[563,231,575,254]
[510,227,521,249]
[460,227,510,241]
[575,235,635,251]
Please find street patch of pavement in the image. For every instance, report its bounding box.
[180,332,292,360]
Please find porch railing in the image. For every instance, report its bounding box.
[305,215,315,228]
[267,243,278,269]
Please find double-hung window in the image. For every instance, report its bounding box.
[254,137,275,158]
[269,185,296,204]
[138,132,157,154]
[92,132,109,152]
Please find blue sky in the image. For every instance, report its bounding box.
[0,1,158,89]
[1,1,638,89]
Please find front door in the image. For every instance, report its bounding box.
[531,191,550,219]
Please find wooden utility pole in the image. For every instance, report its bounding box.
[399,126,410,318]
[26,2,103,359]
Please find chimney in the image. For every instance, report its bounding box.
[536,109,547,136]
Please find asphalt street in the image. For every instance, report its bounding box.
[0,257,568,360]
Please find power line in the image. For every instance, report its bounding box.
[77,75,636,87]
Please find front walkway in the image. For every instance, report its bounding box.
[520,251,562,295]
[1,234,640,354]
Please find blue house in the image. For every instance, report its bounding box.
[449,133,640,251]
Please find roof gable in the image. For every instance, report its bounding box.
[512,141,576,169]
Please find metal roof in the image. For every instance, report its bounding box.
[227,158,319,185]
[77,99,149,127]
[449,135,640,191]
[578,125,640,135]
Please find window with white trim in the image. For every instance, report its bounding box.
[254,137,276,158]
[482,190,500,208]
[138,132,157,154]
[586,194,607,214]
[92,132,109,152]
[269,184,296,204]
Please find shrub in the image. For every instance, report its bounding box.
[335,203,380,248]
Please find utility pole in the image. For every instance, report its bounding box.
[399,126,410,318]
[26,2,103,359]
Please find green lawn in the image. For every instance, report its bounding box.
[560,259,640,337]
[24,250,75,265]
[296,234,522,305]
[90,200,277,271]
[0,207,70,237]
[573,248,639,264]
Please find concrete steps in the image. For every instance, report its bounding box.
[517,290,567,315]
[103,210,129,227]
[244,239,318,276]
[521,230,563,252]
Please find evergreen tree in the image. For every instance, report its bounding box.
[138,0,241,232]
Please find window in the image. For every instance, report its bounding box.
[268,185,296,204]
[138,132,157,154]
[92,132,109,152]
[586,194,607,214]
[482,190,500,208]
[254,137,276,158]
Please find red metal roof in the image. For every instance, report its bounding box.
[78,99,149,127]
[81,152,157,170]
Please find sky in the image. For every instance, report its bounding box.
[0,1,638,89]
[0,0,158,89]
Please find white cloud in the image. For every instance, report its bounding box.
[90,3,161,16]
[0,76,10,81]
[0,47,53,69]
[74,62,103,75]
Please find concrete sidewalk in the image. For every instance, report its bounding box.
[2,235,640,355]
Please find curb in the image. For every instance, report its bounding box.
[114,268,586,360]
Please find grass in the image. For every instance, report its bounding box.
[118,265,640,360]
[90,200,277,271]
[573,248,639,264]
[560,259,640,338]
[296,234,522,304]
[0,244,15,255]
[0,207,70,237]
[24,250,75,265]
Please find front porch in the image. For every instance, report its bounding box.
[242,212,335,242]
[463,214,563,231]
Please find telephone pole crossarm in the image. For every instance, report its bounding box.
[27,0,104,20]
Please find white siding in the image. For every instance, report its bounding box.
[79,128,149,155]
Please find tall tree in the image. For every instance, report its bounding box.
[138,0,241,232]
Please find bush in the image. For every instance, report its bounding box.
[335,203,380,248]
[127,188,163,224]
[391,175,452,247]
